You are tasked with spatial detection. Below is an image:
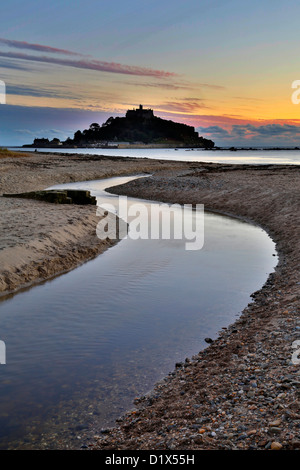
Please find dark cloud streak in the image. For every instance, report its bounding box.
[6,84,80,100]
[0,38,85,56]
[0,51,176,79]
[155,99,210,114]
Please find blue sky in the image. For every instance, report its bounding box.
[1,0,300,146]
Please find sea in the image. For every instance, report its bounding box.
[8,146,300,165]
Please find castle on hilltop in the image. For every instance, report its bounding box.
[126,104,154,120]
[24,103,215,149]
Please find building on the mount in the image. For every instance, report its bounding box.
[126,104,154,120]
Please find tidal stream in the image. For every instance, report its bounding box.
[0,175,277,448]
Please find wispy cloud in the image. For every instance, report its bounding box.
[0,38,226,95]
[120,80,193,90]
[198,83,226,90]
[155,99,210,114]
[0,50,177,79]
[119,81,225,93]
[0,38,85,56]
[0,58,32,71]
[233,96,264,102]
[6,84,79,100]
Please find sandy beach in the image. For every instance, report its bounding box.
[0,151,299,450]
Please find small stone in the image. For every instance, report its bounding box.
[100,428,111,434]
[193,437,204,444]
[205,338,213,344]
[269,419,281,427]
[269,427,281,434]
[270,441,283,450]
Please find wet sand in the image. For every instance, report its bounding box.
[0,152,186,295]
[0,152,299,450]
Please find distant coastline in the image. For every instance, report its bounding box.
[20,144,300,151]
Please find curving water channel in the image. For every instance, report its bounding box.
[0,175,277,449]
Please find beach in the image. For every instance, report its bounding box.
[0,151,299,450]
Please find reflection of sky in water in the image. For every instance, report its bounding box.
[0,175,278,448]
[9,147,300,165]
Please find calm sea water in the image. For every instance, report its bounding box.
[8,147,300,165]
[0,175,278,449]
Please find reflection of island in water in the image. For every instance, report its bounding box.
[23,104,215,149]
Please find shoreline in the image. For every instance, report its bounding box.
[0,152,299,450]
[17,145,300,151]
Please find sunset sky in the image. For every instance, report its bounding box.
[1,0,300,146]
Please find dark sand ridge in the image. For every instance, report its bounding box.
[0,152,299,450]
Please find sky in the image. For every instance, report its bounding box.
[1,0,300,146]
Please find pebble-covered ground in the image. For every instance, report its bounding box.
[91,163,300,451]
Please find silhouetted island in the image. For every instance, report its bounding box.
[23,105,215,149]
